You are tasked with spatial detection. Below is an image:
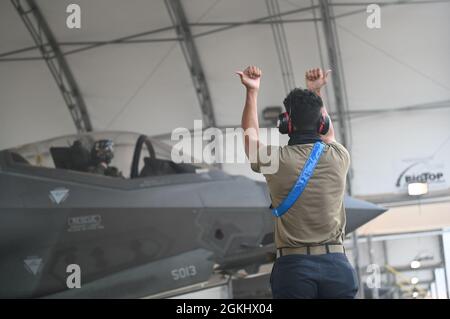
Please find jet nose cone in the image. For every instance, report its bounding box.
[344,195,388,234]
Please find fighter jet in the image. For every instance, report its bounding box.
[0,131,386,298]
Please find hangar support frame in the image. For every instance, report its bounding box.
[2,0,448,137]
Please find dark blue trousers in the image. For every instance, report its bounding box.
[270,253,358,299]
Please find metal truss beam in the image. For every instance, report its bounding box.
[319,0,351,150]
[11,0,93,132]
[194,4,318,38]
[0,26,179,61]
[189,18,320,26]
[266,0,296,95]
[319,2,357,288]
[63,26,178,56]
[2,0,448,61]
[165,0,216,128]
[319,0,355,198]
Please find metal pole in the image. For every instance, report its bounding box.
[11,0,93,132]
[352,231,365,298]
[165,0,216,128]
[265,0,296,94]
[439,230,450,297]
[368,235,379,298]
[319,0,352,194]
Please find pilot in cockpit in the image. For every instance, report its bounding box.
[88,139,123,178]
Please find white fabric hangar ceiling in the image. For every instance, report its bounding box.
[0,0,449,198]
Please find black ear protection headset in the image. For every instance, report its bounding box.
[277,109,330,135]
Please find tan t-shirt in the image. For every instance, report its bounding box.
[252,141,350,248]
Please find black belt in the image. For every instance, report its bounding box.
[277,244,345,257]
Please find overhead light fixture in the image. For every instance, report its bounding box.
[411,260,421,269]
[411,277,419,285]
[408,183,428,196]
[412,291,419,298]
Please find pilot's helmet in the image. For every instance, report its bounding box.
[91,139,114,165]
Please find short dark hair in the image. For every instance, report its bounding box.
[283,88,323,131]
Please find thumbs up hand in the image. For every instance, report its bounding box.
[305,68,331,94]
[236,66,262,91]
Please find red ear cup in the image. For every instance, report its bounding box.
[278,112,290,135]
[280,112,330,135]
[317,115,330,135]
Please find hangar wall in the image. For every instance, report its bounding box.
[332,2,450,197]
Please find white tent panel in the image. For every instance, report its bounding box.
[63,42,203,134]
[283,20,332,92]
[195,24,286,126]
[104,44,204,135]
[334,2,450,110]
[0,61,76,149]
[37,0,173,42]
[0,1,35,54]
[332,2,450,196]
[183,0,269,23]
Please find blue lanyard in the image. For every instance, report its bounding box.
[272,142,325,217]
